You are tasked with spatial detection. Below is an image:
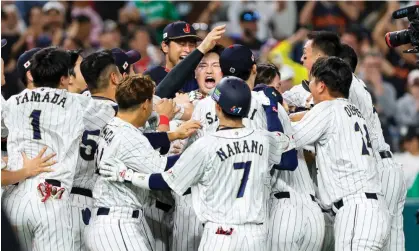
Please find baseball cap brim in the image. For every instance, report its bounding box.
[1,39,7,48]
[126,50,141,64]
[169,35,202,41]
[302,80,311,93]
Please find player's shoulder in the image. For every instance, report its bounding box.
[194,96,214,109]
[143,66,167,84]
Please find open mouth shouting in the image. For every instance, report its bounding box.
[204,76,217,89]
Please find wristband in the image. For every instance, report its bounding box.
[159,115,170,126]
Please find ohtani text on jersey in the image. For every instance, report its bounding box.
[344,104,364,119]
[216,139,263,162]
[15,91,67,108]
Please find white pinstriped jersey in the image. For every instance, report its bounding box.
[1,95,8,138]
[93,117,168,209]
[349,75,390,154]
[2,88,109,190]
[292,98,381,207]
[162,128,291,224]
[72,97,117,190]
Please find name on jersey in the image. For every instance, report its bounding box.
[216,140,263,162]
[15,91,67,108]
[101,127,115,145]
[344,104,364,119]
[206,109,258,125]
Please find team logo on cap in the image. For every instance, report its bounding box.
[229,67,235,73]
[163,33,168,39]
[230,106,242,114]
[212,88,221,102]
[251,54,255,62]
[183,23,191,33]
[123,62,128,70]
[24,61,31,69]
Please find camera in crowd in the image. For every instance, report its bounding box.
[385,4,419,54]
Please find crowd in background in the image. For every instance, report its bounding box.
[1,0,419,197]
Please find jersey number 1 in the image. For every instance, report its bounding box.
[30,110,42,139]
[234,161,252,198]
[354,122,372,155]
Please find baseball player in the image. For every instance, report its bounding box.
[292,56,390,250]
[1,47,113,251]
[98,76,297,251]
[145,21,202,96]
[301,32,406,251]
[66,50,121,251]
[84,75,201,251]
[68,49,89,96]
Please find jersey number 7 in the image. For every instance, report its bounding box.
[234,161,252,198]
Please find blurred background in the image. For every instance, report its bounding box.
[0,0,418,248]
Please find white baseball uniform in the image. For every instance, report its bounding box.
[267,104,325,251]
[291,98,390,250]
[349,75,406,251]
[70,96,117,251]
[1,87,108,251]
[85,116,168,251]
[162,127,292,251]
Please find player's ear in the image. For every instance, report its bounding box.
[58,75,69,90]
[251,64,257,74]
[26,71,34,83]
[161,41,169,54]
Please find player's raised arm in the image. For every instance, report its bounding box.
[156,25,226,98]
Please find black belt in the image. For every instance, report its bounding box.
[71,187,93,198]
[333,193,378,211]
[274,191,316,202]
[14,179,61,187]
[379,151,392,159]
[155,200,172,212]
[97,207,140,218]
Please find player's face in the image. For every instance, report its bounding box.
[195,52,222,95]
[165,39,197,67]
[68,56,87,93]
[301,40,316,72]
[269,73,282,93]
[1,58,5,86]
[308,76,325,104]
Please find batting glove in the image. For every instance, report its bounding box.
[99,158,133,183]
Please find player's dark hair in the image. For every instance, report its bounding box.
[80,50,118,92]
[338,44,358,73]
[116,75,155,111]
[30,47,71,88]
[307,31,342,57]
[255,63,280,86]
[207,44,224,56]
[310,57,352,98]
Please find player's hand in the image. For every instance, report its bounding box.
[173,93,191,105]
[169,140,185,155]
[99,158,132,183]
[155,98,180,120]
[289,111,307,122]
[22,147,56,178]
[172,120,201,140]
[197,25,226,54]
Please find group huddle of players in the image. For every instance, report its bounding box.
[1,20,407,251]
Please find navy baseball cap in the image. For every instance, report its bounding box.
[17,48,42,82]
[111,48,141,75]
[162,21,202,42]
[220,44,255,78]
[1,39,6,48]
[240,10,260,22]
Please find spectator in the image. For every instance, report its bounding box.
[128,27,162,73]
[396,70,419,127]
[99,20,122,50]
[299,1,359,34]
[133,0,180,44]
[229,10,264,57]
[11,5,44,53]
[359,51,397,123]
[42,1,66,46]
[393,126,419,198]
[372,2,417,98]
[270,1,298,39]
[66,15,95,54]
[71,1,104,47]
